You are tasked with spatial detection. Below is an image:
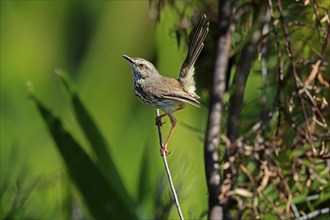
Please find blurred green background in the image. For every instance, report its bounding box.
[1,1,209,218]
[2,1,329,219]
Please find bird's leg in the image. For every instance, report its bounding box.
[160,114,176,156]
[155,113,167,126]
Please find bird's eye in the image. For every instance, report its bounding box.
[139,63,145,68]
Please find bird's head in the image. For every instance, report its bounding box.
[122,55,158,79]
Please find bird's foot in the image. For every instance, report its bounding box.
[160,145,170,156]
[155,115,166,126]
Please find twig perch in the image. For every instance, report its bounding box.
[155,109,184,220]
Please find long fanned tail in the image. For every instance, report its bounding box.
[178,14,209,97]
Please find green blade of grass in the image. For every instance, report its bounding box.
[29,87,136,219]
[137,144,151,201]
[54,69,131,202]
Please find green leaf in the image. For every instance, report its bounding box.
[29,89,136,219]
[137,144,151,201]
[55,69,131,202]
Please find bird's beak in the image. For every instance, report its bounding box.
[122,55,134,63]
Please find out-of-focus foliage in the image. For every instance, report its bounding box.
[29,71,137,218]
[228,1,330,218]
[1,1,207,219]
[1,0,329,219]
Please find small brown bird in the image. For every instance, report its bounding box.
[123,15,209,154]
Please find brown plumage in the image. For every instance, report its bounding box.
[123,15,209,154]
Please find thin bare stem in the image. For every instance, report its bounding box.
[155,109,184,220]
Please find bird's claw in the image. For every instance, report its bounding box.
[155,117,166,126]
[160,145,170,156]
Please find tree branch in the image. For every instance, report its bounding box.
[227,2,269,143]
[221,1,270,216]
[204,0,235,219]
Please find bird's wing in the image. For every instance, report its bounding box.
[163,94,200,108]
[152,77,200,107]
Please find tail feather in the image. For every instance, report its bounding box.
[179,14,209,97]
